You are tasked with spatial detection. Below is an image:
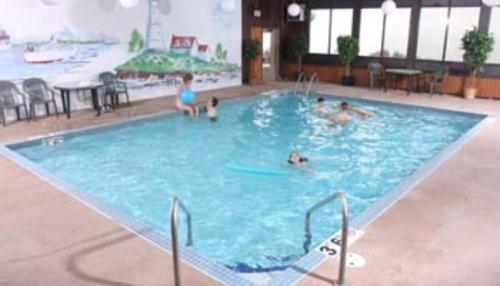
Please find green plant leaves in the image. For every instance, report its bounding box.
[461,27,495,76]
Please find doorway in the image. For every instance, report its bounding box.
[262,28,280,82]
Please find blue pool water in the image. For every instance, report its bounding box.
[13,92,483,272]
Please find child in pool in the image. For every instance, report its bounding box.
[199,97,219,121]
[314,97,327,114]
[288,152,309,166]
[175,73,198,118]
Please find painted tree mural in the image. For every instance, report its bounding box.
[129,29,145,52]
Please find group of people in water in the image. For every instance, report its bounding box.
[288,96,376,166]
[175,73,219,121]
[174,73,375,167]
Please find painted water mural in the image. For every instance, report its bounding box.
[0,0,242,102]
[0,29,116,84]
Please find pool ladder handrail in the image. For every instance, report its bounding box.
[303,191,349,286]
[305,73,319,96]
[170,196,194,286]
[294,72,306,95]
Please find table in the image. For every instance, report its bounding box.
[54,82,104,119]
[385,68,423,95]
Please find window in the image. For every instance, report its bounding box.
[329,9,354,54]
[309,8,353,55]
[359,8,384,57]
[489,7,500,64]
[417,8,448,60]
[383,8,411,58]
[309,9,330,54]
[359,8,411,58]
[445,7,480,62]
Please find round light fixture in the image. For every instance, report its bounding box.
[40,0,63,5]
[381,0,397,15]
[482,0,500,6]
[120,0,139,9]
[287,2,301,17]
[221,0,236,13]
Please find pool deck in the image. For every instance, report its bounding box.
[1,82,500,285]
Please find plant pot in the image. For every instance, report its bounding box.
[464,87,477,100]
[341,76,355,86]
[463,77,478,100]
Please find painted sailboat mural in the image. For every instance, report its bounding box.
[24,45,78,64]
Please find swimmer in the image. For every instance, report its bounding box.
[175,73,198,118]
[314,97,326,114]
[199,97,219,121]
[327,102,375,123]
[288,152,309,166]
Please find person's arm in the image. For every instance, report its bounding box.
[349,107,375,118]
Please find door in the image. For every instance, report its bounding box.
[263,28,280,82]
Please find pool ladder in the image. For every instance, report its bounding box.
[294,72,306,95]
[305,73,319,96]
[294,72,319,96]
[303,192,350,286]
[170,197,193,286]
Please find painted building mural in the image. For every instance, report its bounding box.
[0,0,242,104]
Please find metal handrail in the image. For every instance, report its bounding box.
[306,73,319,96]
[170,197,193,286]
[294,72,305,95]
[303,192,349,286]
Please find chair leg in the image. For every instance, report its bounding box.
[126,90,131,106]
[30,103,36,120]
[15,106,21,121]
[24,104,30,122]
[1,108,5,126]
[53,100,59,118]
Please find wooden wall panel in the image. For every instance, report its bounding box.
[283,63,500,99]
[249,27,264,85]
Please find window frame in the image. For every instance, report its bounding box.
[301,0,500,76]
[308,8,354,55]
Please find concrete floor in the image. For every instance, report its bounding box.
[1,82,500,286]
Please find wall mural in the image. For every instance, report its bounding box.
[0,0,242,103]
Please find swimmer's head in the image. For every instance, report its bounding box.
[340,102,350,110]
[288,152,301,165]
[182,73,193,85]
[210,97,219,108]
[317,97,325,104]
[288,152,308,165]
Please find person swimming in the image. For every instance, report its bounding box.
[175,73,198,118]
[288,152,309,166]
[199,97,219,121]
[314,97,327,114]
[327,102,375,123]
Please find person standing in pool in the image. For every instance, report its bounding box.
[328,102,375,123]
[175,73,198,118]
[314,97,327,114]
[199,97,219,121]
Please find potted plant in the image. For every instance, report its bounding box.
[461,28,494,99]
[337,36,359,86]
[287,33,309,80]
[243,39,262,85]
